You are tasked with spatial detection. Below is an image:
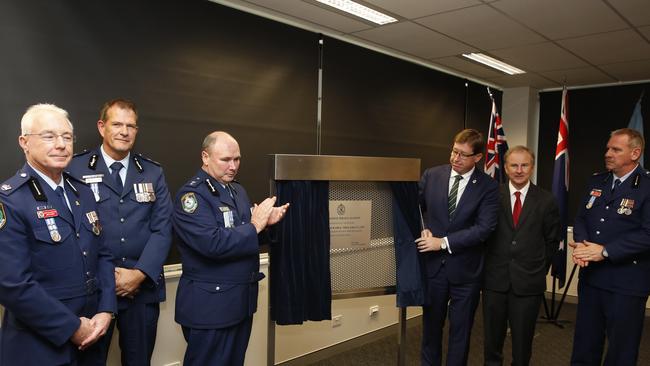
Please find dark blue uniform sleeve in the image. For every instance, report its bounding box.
[172,190,258,260]
[0,198,80,347]
[96,224,117,314]
[134,170,172,283]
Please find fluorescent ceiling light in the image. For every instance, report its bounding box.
[316,0,398,25]
[462,53,526,75]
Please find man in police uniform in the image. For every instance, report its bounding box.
[172,131,289,366]
[0,104,116,365]
[570,128,650,366]
[68,99,172,365]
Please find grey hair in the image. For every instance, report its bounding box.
[21,103,74,135]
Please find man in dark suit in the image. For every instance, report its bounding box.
[570,128,650,366]
[172,131,289,365]
[417,128,499,366]
[482,145,560,366]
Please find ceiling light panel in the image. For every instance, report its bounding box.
[462,53,525,75]
[315,0,398,25]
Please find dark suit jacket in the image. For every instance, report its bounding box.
[484,183,560,296]
[419,164,499,284]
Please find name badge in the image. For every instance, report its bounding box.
[83,174,104,184]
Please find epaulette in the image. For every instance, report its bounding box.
[73,149,93,158]
[187,176,202,187]
[135,153,161,166]
[0,171,31,196]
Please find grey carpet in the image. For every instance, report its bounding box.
[308,301,650,365]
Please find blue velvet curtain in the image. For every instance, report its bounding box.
[270,180,331,325]
[390,182,427,307]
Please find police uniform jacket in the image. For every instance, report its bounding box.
[573,165,650,297]
[68,148,173,306]
[0,164,116,365]
[172,169,264,329]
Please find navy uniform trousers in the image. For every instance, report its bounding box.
[69,149,172,366]
[172,169,264,366]
[0,165,116,365]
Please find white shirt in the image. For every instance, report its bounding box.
[101,145,130,186]
[444,166,475,253]
[509,180,530,211]
[28,163,71,210]
[612,164,638,190]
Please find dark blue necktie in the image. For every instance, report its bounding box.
[55,186,70,212]
[110,162,124,194]
[612,178,621,193]
[226,184,238,209]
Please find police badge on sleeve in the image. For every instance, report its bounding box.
[181,192,198,213]
[0,203,6,230]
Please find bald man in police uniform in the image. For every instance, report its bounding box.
[68,99,172,365]
[0,104,116,365]
[570,128,650,366]
[172,131,288,366]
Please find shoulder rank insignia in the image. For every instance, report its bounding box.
[181,192,198,213]
[88,154,98,170]
[0,202,6,230]
[1,184,11,191]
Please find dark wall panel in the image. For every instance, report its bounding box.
[538,83,650,224]
[321,37,467,170]
[0,0,318,203]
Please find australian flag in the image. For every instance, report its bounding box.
[484,97,509,182]
[551,87,569,288]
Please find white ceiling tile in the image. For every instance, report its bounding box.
[492,0,628,40]
[352,21,475,58]
[486,73,558,89]
[558,29,650,65]
[364,0,481,20]
[432,56,504,78]
[608,0,650,26]
[491,42,588,72]
[242,0,372,33]
[540,67,617,86]
[599,59,650,81]
[415,4,545,50]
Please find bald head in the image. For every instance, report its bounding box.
[201,131,241,184]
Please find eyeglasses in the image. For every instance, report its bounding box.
[24,132,76,144]
[450,149,477,160]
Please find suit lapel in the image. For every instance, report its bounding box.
[500,184,514,230]
[453,168,480,220]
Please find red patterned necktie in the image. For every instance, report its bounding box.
[513,191,522,227]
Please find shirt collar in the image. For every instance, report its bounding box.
[27,162,64,191]
[613,164,639,183]
[451,166,475,181]
[508,180,530,197]
[100,145,130,172]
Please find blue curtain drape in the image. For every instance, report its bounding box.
[270,180,331,325]
[390,182,427,307]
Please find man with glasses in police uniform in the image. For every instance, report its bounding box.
[68,99,172,365]
[0,104,116,365]
[416,128,499,366]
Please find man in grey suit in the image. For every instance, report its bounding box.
[482,145,560,366]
